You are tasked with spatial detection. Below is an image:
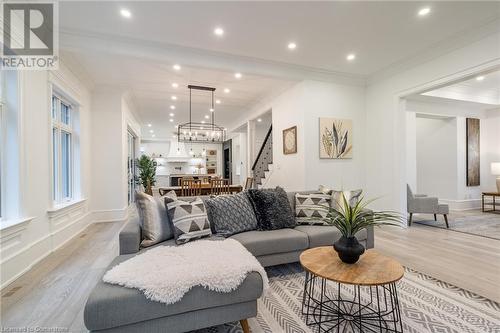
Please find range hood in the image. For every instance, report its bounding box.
[166,141,190,162]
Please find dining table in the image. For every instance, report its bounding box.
[158,184,243,197]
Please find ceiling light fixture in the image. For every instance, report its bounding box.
[152,134,156,138]
[120,8,132,18]
[257,118,262,122]
[177,85,225,143]
[171,95,177,100]
[418,7,431,16]
[234,72,242,79]
[169,113,175,117]
[476,76,485,81]
[170,105,176,110]
[214,27,224,36]
[216,99,221,104]
[201,120,206,124]
[149,130,154,133]
[172,83,179,88]
[147,124,152,127]
[287,42,297,50]
[346,53,356,61]
[210,108,214,112]
[224,88,230,93]
[173,64,181,71]
[169,119,174,122]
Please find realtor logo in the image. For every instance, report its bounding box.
[1,1,58,70]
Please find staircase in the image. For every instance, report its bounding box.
[252,126,273,187]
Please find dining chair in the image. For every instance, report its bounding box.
[244,177,254,190]
[211,178,230,195]
[181,178,201,197]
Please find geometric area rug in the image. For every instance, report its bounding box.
[197,263,500,333]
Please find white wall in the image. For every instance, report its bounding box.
[365,31,500,211]
[1,62,94,287]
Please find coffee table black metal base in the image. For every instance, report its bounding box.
[302,271,403,333]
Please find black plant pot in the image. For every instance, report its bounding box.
[333,236,365,264]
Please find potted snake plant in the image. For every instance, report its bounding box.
[321,195,404,264]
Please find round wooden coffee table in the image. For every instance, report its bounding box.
[300,247,405,333]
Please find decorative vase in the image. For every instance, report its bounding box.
[333,236,365,264]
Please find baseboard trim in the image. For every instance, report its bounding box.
[0,212,93,290]
[92,207,128,223]
[440,199,481,211]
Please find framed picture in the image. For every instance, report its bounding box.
[319,118,353,159]
[282,126,297,155]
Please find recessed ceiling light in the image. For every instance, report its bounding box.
[169,113,175,117]
[120,8,132,18]
[172,83,179,88]
[147,124,152,127]
[209,108,214,112]
[169,119,174,122]
[201,120,206,124]
[216,99,221,104]
[149,130,154,133]
[257,118,262,122]
[476,76,485,81]
[287,42,297,50]
[234,72,242,79]
[418,7,431,16]
[152,134,156,138]
[171,95,177,100]
[346,53,356,61]
[170,105,176,110]
[214,27,224,36]
[173,64,181,71]
[224,88,230,93]
[205,115,210,119]
[175,125,178,129]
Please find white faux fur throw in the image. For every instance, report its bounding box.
[103,239,269,304]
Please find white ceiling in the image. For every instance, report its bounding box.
[59,1,500,76]
[421,70,500,106]
[61,50,294,139]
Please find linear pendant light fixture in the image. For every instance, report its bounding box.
[177,85,225,144]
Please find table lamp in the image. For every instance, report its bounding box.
[491,162,500,192]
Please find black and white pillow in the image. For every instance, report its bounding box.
[165,197,212,245]
[295,193,331,225]
[205,191,258,237]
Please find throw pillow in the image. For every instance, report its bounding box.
[331,189,363,209]
[135,190,176,248]
[165,197,212,245]
[295,193,331,225]
[247,187,296,230]
[205,192,258,237]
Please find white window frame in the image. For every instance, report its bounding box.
[51,93,74,204]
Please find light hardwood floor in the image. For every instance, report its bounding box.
[1,213,499,332]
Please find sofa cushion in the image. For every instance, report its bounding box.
[248,187,296,230]
[135,191,176,247]
[319,186,363,209]
[295,193,331,225]
[165,197,212,244]
[230,229,308,257]
[294,225,367,248]
[84,254,264,331]
[205,192,258,237]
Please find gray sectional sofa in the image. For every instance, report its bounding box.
[84,191,374,333]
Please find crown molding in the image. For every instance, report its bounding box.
[59,28,367,87]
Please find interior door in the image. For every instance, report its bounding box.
[223,139,232,183]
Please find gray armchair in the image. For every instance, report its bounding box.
[407,185,449,228]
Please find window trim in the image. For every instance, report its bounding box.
[51,92,75,205]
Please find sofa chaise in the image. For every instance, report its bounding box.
[84,191,374,333]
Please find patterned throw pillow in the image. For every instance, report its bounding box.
[165,197,212,245]
[205,192,258,237]
[135,191,176,248]
[295,193,331,225]
[247,187,296,230]
[331,189,362,209]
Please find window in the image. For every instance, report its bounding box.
[51,95,75,203]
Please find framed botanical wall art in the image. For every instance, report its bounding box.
[282,126,297,155]
[319,118,353,159]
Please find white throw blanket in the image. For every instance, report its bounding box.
[103,239,269,305]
